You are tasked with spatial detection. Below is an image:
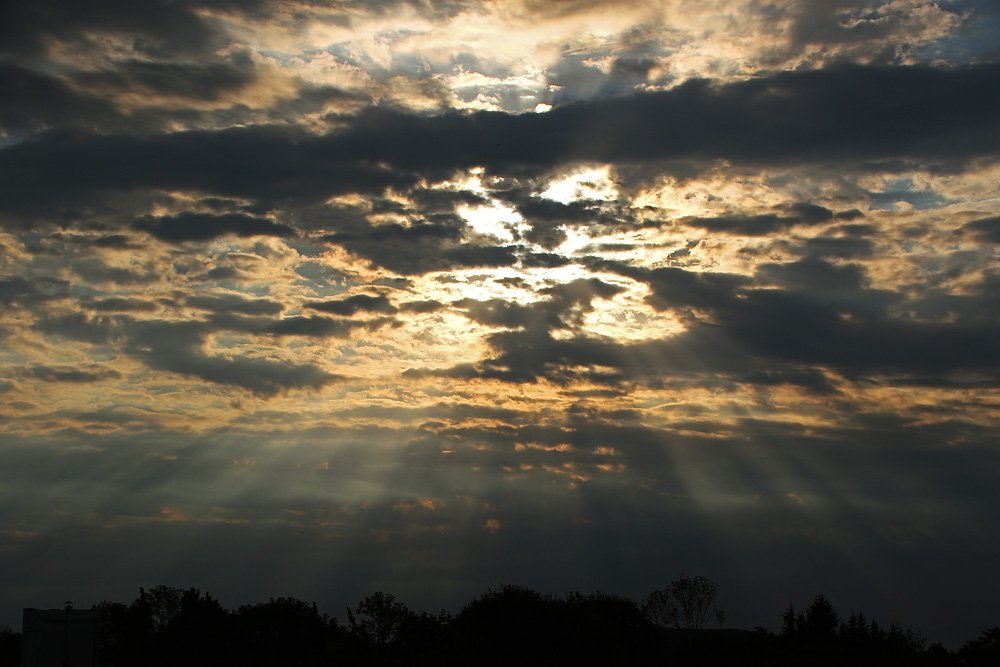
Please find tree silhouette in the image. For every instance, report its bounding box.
[781,602,797,637]
[449,585,560,665]
[801,594,839,640]
[645,575,719,633]
[961,627,1000,666]
[643,588,673,628]
[0,626,19,667]
[234,596,329,667]
[12,580,991,666]
[348,591,411,645]
[165,588,230,665]
[145,585,183,633]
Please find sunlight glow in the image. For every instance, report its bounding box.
[457,201,523,241]
[540,166,618,204]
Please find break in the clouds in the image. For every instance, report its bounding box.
[1,0,999,647]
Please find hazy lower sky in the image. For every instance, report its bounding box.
[2,0,998,644]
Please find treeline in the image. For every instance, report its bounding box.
[2,578,998,666]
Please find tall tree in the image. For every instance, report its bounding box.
[645,575,720,633]
[802,594,839,640]
[670,575,718,632]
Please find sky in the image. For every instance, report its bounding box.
[1,0,999,645]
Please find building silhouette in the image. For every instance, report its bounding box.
[20,603,99,667]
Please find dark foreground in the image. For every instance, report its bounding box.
[2,581,998,666]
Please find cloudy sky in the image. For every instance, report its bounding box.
[2,0,999,644]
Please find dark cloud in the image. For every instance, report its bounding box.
[755,257,868,292]
[512,195,624,224]
[0,275,69,307]
[442,244,519,269]
[711,287,1000,380]
[33,313,130,346]
[834,222,877,236]
[71,257,159,286]
[454,328,629,384]
[260,315,366,338]
[429,258,1000,390]
[22,364,122,384]
[962,214,1000,243]
[456,278,624,333]
[127,320,342,395]
[834,209,865,221]
[186,294,285,316]
[31,312,346,394]
[204,312,397,339]
[0,58,363,139]
[408,187,489,212]
[134,212,296,243]
[0,125,416,228]
[319,62,1000,175]
[503,195,631,249]
[787,0,938,59]
[202,266,244,281]
[0,0,255,59]
[798,236,875,259]
[398,299,445,313]
[455,299,561,330]
[5,63,998,231]
[323,218,521,274]
[901,272,1000,327]
[0,63,121,134]
[540,277,625,312]
[76,52,258,102]
[306,294,398,316]
[682,203,833,236]
[91,234,137,249]
[0,61,366,136]
[518,252,574,268]
[788,202,835,223]
[637,266,750,313]
[322,220,459,273]
[88,297,161,313]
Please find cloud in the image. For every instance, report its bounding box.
[30,312,346,395]
[88,297,161,313]
[755,257,868,292]
[306,293,398,316]
[127,320,343,396]
[0,0,249,59]
[0,275,68,307]
[21,364,122,384]
[71,257,160,286]
[0,63,122,134]
[6,63,1000,231]
[962,214,1000,243]
[588,262,750,313]
[33,313,130,345]
[322,219,521,274]
[76,52,259,102]
[682,203,834,236]
[134,213,296,243]
[425,256,1000,390]
[797,236,875,259]
[456,298,561,330]
[186,294,285,316]
[398,299,445,313]
[0,125,416,228]
[455,278,625,333]
[317,62,1000,174]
